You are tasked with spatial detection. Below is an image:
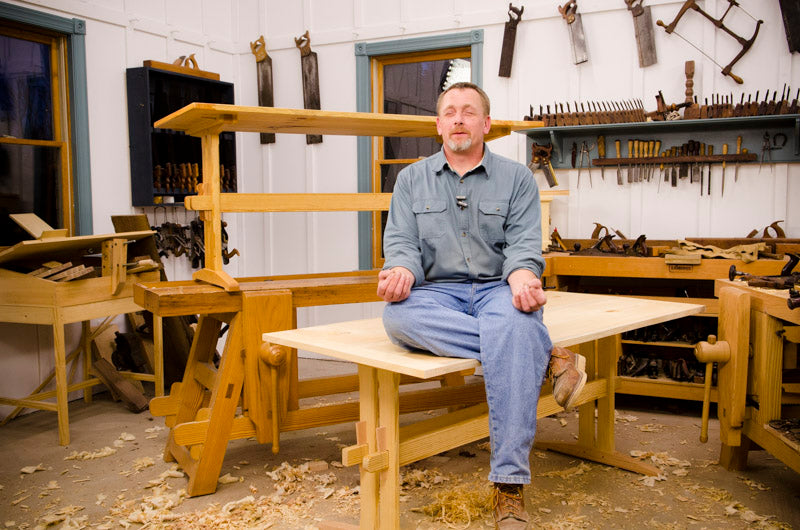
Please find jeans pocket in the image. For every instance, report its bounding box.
[478,200,508,242]
[413,199,447,239]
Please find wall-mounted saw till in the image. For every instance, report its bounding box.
[656,0,763,84]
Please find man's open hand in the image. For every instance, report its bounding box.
[377,267,415,302]
[507,269,547,313]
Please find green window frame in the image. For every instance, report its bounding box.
[354,30,484,270]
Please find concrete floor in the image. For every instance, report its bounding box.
[1,358,799,529]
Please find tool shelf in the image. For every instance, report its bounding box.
[126,66,237,207]
[518,113,800,169]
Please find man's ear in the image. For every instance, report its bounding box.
[483,116,491,134]
[436,116,443,136]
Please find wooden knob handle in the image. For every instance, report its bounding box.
[694,335,729,363]
[260,343,288,366]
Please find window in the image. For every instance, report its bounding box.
[355,31,483,270]
[0,4,90,246]
[372,50,471,268]
[0,23,70,245]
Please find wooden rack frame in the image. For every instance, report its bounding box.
[154,103,539,291]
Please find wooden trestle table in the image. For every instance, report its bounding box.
[263,290,703,529]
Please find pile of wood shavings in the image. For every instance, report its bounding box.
[101,459,361,529]
[63,447,116,461]
[415,479,493,528]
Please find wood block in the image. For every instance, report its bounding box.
[34,262,72,278]
[53,265,96,282]
[9,212,55,238]
[90,358,149,412]
[664,254,702,265]
[91,324,120,365]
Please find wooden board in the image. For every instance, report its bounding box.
[154,103,537,141]
[0,231,154,266]
[263,292,703,379]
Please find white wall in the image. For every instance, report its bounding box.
[1,0,798,416]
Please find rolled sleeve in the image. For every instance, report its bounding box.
[382,170,425,285]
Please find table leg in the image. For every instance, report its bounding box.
[377,370,401,530]
[52,314,69,446]
[153,315,164,397]
[358,366,379,529]
[82,321,92,403]
[537,335,659,475]
[595,335,617,452]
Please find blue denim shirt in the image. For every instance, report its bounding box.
[383,145,544,285]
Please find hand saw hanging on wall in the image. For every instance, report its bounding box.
[498,3,524,77]
[295,31,322,144]
[558,0,588,65]
[250,36,275,144]
[625,0,658,67]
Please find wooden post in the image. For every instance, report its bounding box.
[358,365,379,529]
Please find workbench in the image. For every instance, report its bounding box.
[0,231,162,445]
[707,279,800,474]
[547,254,789,402]
[263,291,704,529]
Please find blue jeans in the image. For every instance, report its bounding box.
[382,280,552,484]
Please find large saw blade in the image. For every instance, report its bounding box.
[558,1,588,65]
[629,2,657,67]
[295,31,322,144]
[498,4,524,78]
[250,35,275,144]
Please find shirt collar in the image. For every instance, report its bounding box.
[434,144,492,179]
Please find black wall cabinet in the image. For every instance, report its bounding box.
[126,66,237,207]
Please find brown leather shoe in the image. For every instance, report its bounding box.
[549,346,587,410]
[493,483,529,529]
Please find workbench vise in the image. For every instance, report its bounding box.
[693,287,751,447]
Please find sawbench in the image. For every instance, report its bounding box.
[693,279,800,475]
[262,291,703,529]
[0,220,162,445]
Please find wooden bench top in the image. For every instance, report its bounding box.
[263,291,704,379]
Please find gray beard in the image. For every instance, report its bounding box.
[446,137,472,152]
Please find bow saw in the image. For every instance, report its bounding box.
[657,0,763,84]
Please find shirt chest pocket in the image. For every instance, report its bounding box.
[412,200,447,239]
[478,200,509,242]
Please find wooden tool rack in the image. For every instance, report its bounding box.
[700,280,800,474]
[0,230,162,445]
[135,104,539,496]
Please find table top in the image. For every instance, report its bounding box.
[154,103,537,141]
[263,291,704,379]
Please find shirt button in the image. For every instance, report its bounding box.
[460,179,464,184]
[462,232,466,237]
[466,258,471,262]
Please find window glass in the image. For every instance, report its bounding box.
[376,57,471,261]
[0,33,53,141]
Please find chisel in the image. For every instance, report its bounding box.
[721,143,728,196]
[627,140,634,183]
[706,145,713,195]
[615,139,623,185]
[597,135,606,180]
[734,135,742,182]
